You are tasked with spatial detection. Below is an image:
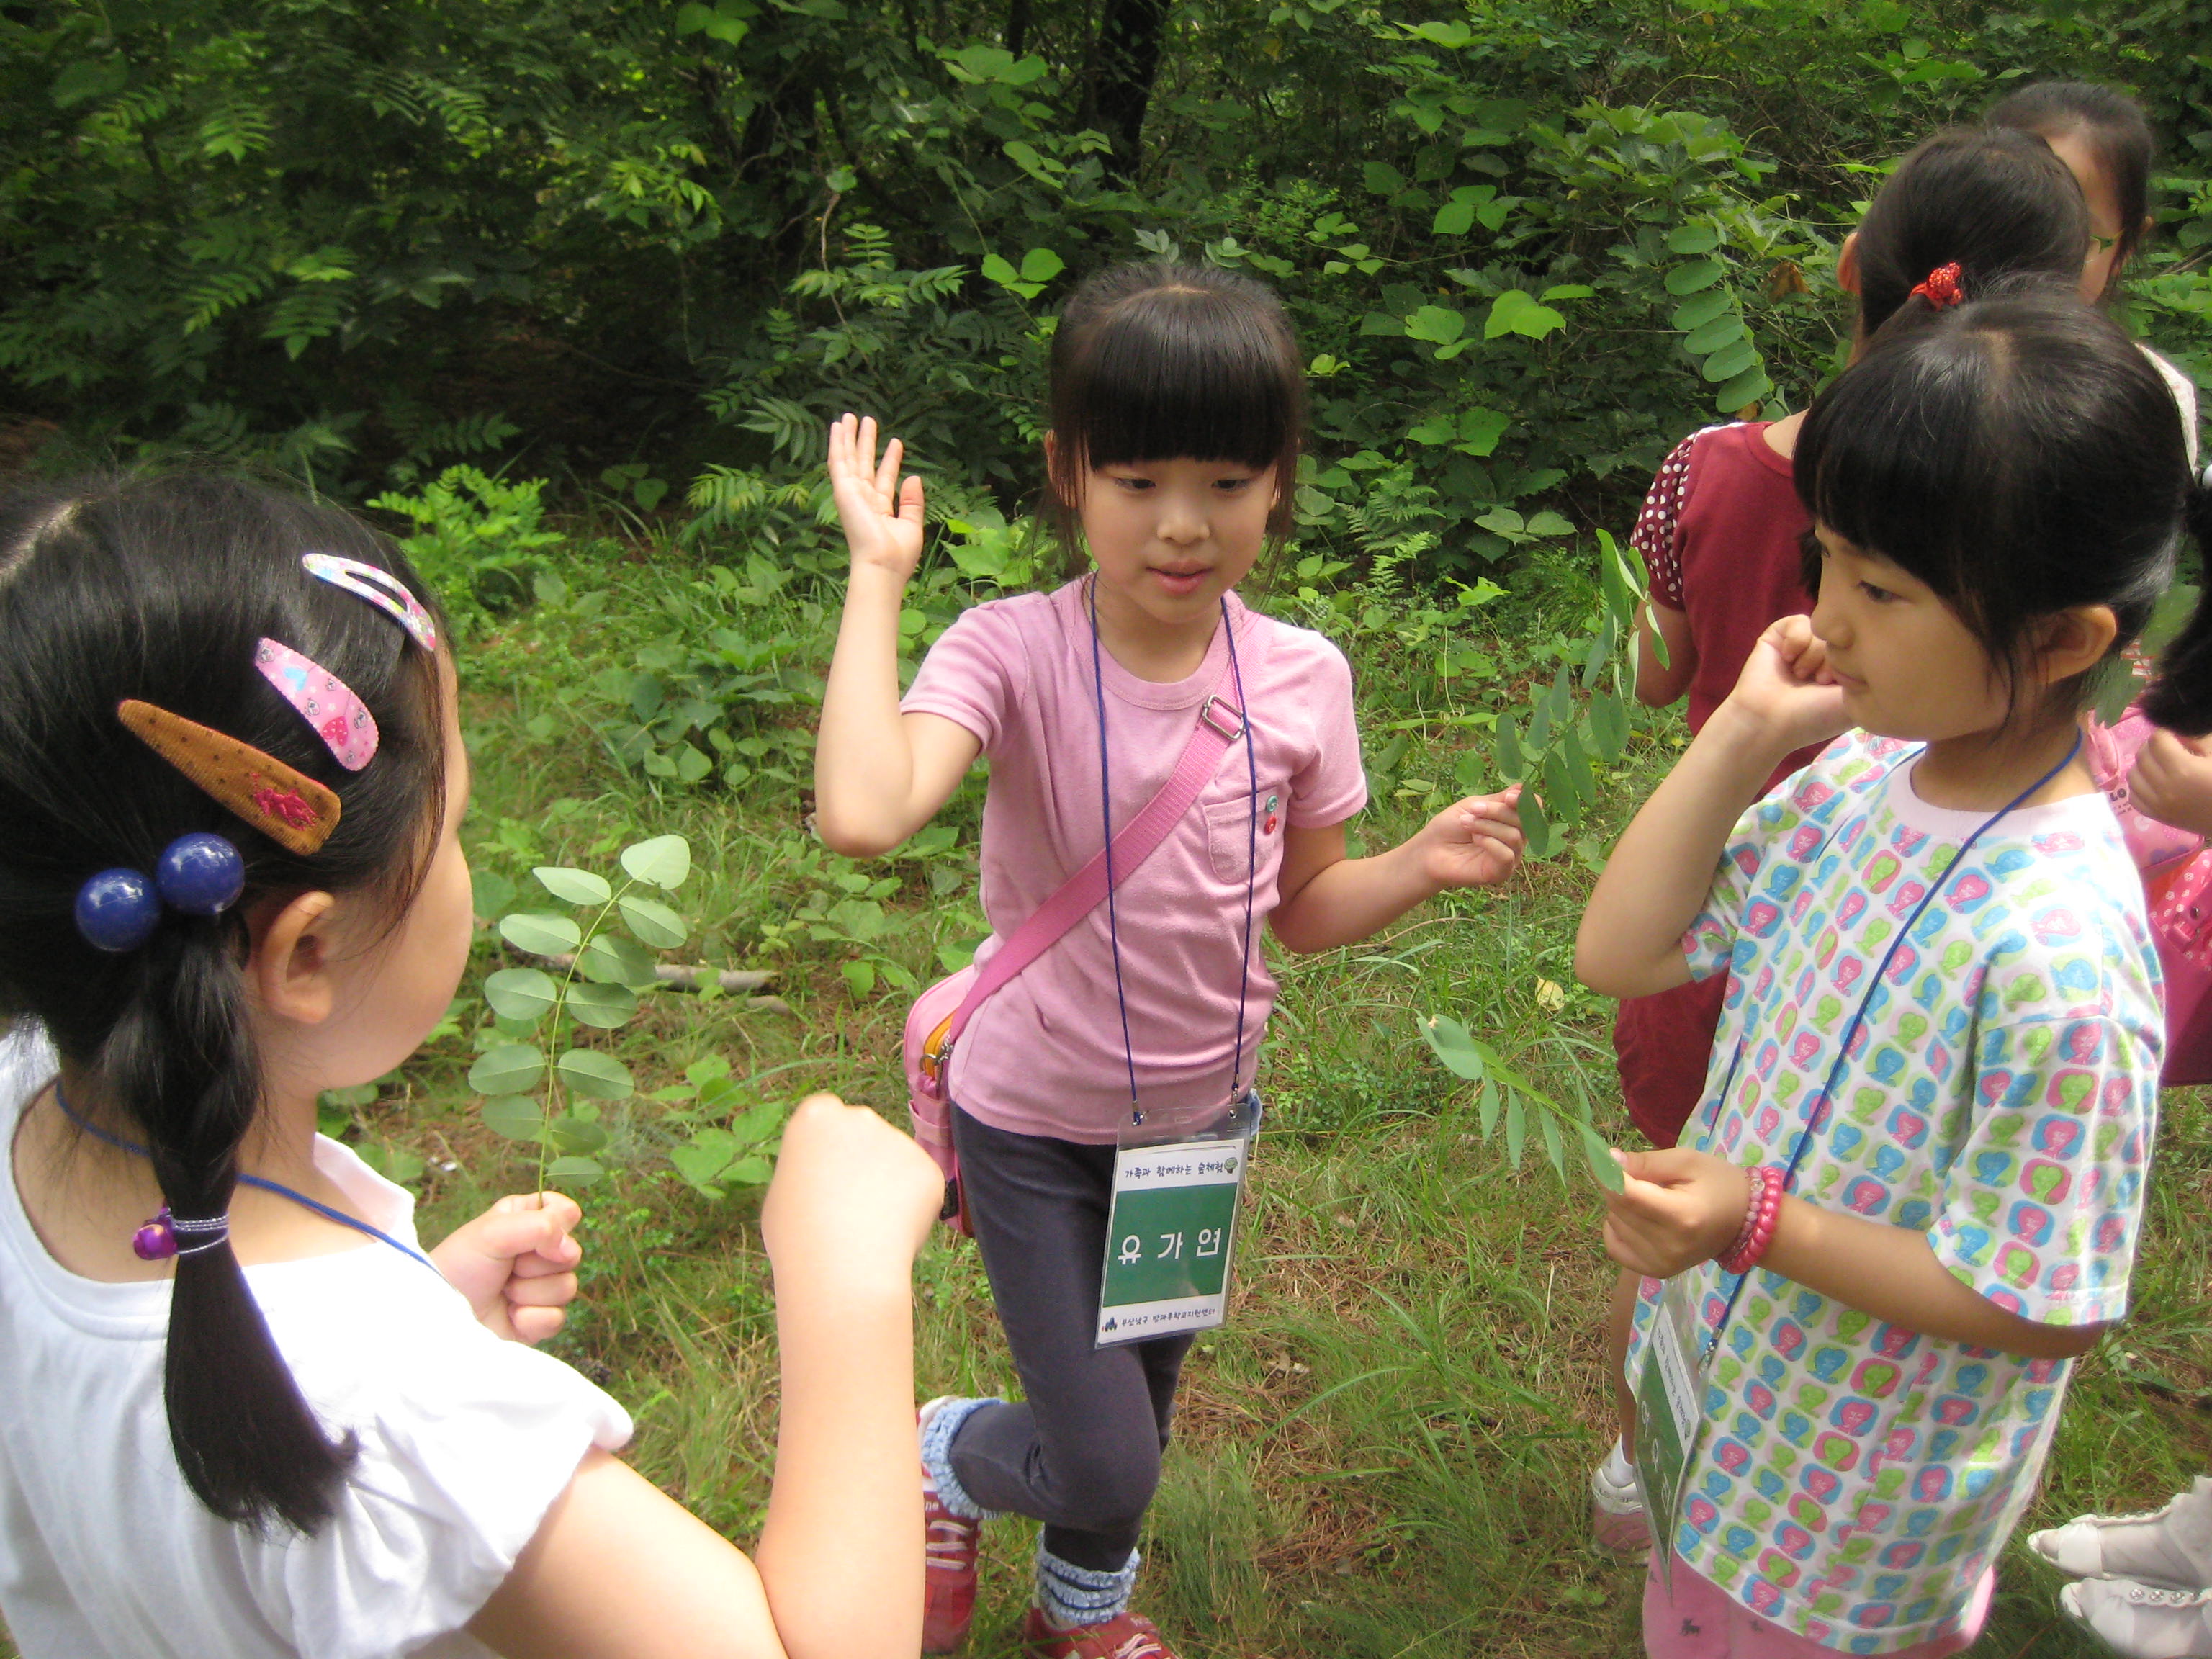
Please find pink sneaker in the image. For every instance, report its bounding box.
[1020,1607,1180,1659]
[1591,1440,1652,1553]
[920,1401,981,1653]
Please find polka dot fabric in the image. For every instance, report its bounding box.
[1630,731,2163,1654]
[1630,426,1727,609]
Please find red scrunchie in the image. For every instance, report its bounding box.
[1910,262,1966,310]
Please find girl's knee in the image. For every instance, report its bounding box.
[1053,1434,1163,1527]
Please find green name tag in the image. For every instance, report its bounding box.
[1634,1272,1711,1596]
[1095,1136,1247,1346]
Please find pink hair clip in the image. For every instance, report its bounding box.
[255,639,379,770]
[302,554,439,653]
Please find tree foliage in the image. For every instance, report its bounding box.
[1,0,2206,575]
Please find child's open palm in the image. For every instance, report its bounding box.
[827,413,925,580]
[431,1191,585,1345]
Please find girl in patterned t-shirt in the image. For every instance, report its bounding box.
[1592,127,2100,1555]
[1576,288,2208,1656]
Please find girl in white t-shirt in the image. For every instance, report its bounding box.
[1989,76,2203,461]
[1578,289,2203,1655]
[0,474,943,1659]
[814,261,1525,1659]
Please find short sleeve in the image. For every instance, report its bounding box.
[901,600,1030,753]
[1285,640,1369,827]
[1632,432,1702,610]
[1929,1014,2158,1327]
[250,1308,632,1659]
[1681,788,1798,982]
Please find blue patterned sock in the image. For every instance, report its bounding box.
[1035,1541,1140,1628]
[919,1395,1003,1521]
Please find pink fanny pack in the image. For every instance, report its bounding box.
[904,665,1248,1231]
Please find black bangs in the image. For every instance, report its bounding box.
[1043,264,1306,554]
[1797,333,2003,606]
[1795,292,2189,708]
[1058,291,1300,474]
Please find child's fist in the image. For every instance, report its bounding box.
[761,1094,943,1291]
[2130,728,2212,837]
[1600,1148,1751,1279]
[1719,615,1850,758]
[431,1192,585,1346]
[1416,784,1525,890]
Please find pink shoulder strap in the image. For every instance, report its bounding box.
[941,653,1247,1053]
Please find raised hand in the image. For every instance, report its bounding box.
[1413,784,1526,890]
[826,413,925,580]
[431,1191,585,1345]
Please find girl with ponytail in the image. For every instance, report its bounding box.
[0,474,943,1658]
[1578,289,2195,1655]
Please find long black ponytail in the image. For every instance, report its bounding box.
[0,474,449,1533]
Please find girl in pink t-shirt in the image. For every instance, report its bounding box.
[815,262,1524,1659]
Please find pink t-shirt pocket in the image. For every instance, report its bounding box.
[1205,791,1285,885]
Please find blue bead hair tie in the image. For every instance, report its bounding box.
[74,832,247,953]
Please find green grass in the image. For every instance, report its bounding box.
[6,547,2208,1658]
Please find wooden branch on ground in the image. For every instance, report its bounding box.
[542,957,783,1003]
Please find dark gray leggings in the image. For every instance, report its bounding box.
[946,1106,1194,1571]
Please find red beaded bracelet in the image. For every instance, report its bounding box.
[1718,1166,1784,1275]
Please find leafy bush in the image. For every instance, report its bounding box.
[6,0,2203,600]
[369,467,565,633]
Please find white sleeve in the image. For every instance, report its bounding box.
[243,1290,632,1659]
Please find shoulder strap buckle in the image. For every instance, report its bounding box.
[1199,695,1245,741]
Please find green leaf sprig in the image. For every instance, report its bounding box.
[470,834,693,1195]
[1419,1014,1624,1192]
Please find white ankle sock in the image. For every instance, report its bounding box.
[1602,1439,1636,1484]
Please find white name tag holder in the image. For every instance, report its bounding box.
[1097,1096,1256,1346]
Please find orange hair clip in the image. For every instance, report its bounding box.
[117,701,342,856]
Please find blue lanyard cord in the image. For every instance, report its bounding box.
[1087,580,1261,1126]
[52,1082,440,1273]
[1703,734,2083,1352]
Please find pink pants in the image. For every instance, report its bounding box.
[1644,1554,1992,1658]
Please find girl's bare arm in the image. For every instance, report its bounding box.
[814,415,981,857]
[1604,1146,2102,1362]
[1576,616,1846,998]
[1268,788,1523,954]
[1634,601,1696,707]
[469,1096,942,1659]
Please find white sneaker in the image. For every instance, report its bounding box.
[2061,1578,2212,1658]
[2032,1479,2212,1590]
[1590,1439,1650,1553]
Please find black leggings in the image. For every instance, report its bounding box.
[946,1106,1194,1570]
